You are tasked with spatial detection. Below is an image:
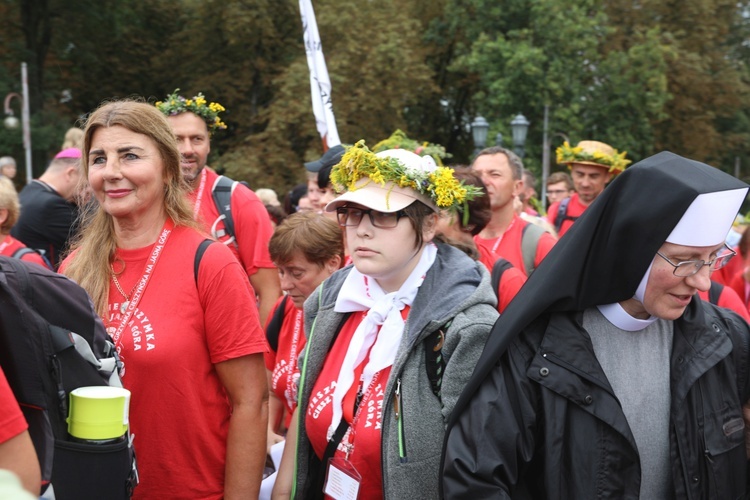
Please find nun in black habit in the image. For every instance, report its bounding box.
[441,152,750,499]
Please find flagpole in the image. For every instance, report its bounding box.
[299,0,340,150]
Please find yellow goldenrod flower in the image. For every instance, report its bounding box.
[156,90,227,133]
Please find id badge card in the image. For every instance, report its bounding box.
[323,456,362,500]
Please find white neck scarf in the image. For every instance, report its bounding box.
[327,243,438,439]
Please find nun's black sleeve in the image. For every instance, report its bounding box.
[441,341,538,498]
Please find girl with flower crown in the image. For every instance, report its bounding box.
[272,143,498,499]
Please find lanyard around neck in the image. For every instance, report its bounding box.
[192,168,208,219]
[110,219,174,348]
[491,218,515,253]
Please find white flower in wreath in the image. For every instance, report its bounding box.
[375,149,438,198]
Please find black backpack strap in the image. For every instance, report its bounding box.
[11,247,52,269]
[266,295,290,352]
[553,196,579,234]
[211,175,237,242]
[554,197,570,233]
[11,247,35,260]
[708,281,723,306]
[490,258,513,297]
[308,378,353,500]
[424,320,452,401]
[7,253,33,303]
[305,309,354,499]
[322,418,349,466]
[194,239,214,285]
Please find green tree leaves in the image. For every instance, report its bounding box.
[1,0,749,189]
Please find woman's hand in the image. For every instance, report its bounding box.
[268,430,285,455]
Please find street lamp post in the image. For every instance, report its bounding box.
[4,62,32,184]
[510,113,530,159]
[542,105,550,211]
[470,115,489,157]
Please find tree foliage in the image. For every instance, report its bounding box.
[221,0,436,191]
[449,0,672,174]
[0,0,749,189]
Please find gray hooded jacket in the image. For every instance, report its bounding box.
[291,242,498,499]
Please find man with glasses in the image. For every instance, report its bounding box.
[544,171,574,206]
[444,152,750,499]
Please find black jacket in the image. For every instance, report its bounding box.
[442,297,750,499]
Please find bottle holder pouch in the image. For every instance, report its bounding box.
[51,437,137,499]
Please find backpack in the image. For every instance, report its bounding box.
[708,281,723,307]
[553,196,578,233]
[0,256,137,499]
[11,246,53,269]
[490,258,513,296]
[266,295,290,352]
[520,222,546,276]
[11,246,36,260]
[211,175,251,247]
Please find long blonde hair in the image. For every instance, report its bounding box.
[64,99,199,317]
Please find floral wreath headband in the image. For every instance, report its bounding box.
[155,89,227,133]
[331,140,483,223]
[372,129,452,166]
[556,140,631,175]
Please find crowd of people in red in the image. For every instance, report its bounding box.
[2,91,750,500]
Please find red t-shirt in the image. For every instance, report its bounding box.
[727,271,750,317]
[546,193,588,238]
[473,214,556,276]
[473,247,527,313]
[0,366,27,444]
[103,225,267,499]
[305,309,409,500]
[189,168,275,276]
[0,235,50,269]
[496,266,526,313]
[264,296,305,429]
[475,239,502,272]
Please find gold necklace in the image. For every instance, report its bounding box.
[111,265,138,314]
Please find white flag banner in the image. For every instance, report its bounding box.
[299,0,341,148]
